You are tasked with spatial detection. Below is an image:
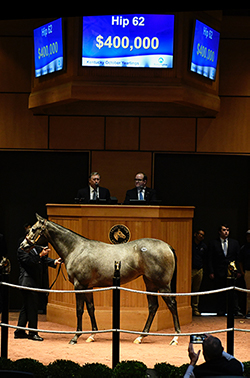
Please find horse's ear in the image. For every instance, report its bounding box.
[36,214,45,223]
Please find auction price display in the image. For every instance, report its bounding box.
[82,14,175,68]
[190,20,220,80]
[33,18,63,77]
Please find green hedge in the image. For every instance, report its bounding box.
[0,357,249,377]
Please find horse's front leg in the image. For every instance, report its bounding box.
[69,292,85,345]
[134,293,159,344]
[85,290,98,343]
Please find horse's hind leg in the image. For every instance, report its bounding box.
[69,292,85,345]
[160,287,181,345]
[85,291,98,343]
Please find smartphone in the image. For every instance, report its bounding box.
[190,334,206,344]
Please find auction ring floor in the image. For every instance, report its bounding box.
[5,312,250,369]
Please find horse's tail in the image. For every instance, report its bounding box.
[170,247,177,294]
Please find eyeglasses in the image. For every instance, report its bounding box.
[134,179,143,182]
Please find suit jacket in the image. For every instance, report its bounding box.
[193,354,243,377]
[17,247,56,289]
[77,186,111,204]
[123,187,157,205]
[208,237,240,278]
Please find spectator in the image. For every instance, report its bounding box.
[184,334,244,377]
[208,224,242,316]
[191,229,207,316]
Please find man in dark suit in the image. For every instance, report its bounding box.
[208,224,242,316]
[184,335,244,377]
[123,172,157,205]
[77,172,111,204]
[14,245,62,341]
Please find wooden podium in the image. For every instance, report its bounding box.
[46,204,194,332]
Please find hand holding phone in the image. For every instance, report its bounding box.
[190,334,206,344]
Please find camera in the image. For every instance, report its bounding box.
[190,334,206,344]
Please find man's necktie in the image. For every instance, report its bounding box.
[223,240,228,256]
[139,189,143,200]
[93,190,97,200]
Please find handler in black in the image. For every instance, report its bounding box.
[14,245,62,341]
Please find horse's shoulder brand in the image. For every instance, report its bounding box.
[109,224,131,244]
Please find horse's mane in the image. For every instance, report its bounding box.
[48,219,90,241]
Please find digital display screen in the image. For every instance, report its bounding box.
[82,14,175,68]
[190,20,220,80]
[33,18,64,77]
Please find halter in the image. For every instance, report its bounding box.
[22,219,47,250]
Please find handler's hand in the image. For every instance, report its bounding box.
[39,247,50,258]
[54,257,63,265]
[188,343,201,366]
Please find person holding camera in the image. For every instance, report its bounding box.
[184,334,244,377]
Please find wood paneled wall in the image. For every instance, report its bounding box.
[0,16,249,156]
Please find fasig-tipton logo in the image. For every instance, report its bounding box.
[109,224,131,244]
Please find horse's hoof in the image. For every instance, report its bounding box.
[133,336,143,344]
[86,335,95,343]
[69,339,77,345]
[169,336,178,345]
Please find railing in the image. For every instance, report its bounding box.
[1,266,250,369]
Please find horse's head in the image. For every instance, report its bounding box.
[19,214,47,250]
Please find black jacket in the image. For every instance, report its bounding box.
[17,247,56,289]
[123,187,157,205]
[77,186,111,203]
[208,238,240,278]
[194,354,243,377]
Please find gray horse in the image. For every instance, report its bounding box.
[20,214,181,344]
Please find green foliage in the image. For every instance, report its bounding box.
[113,360,148,378]
[1,357,248,377]
[154,362,178,378]
[12,358,47,378]
[154,362,189,378]
[243,361,250,377]
[47,359,83,378]
[82,362,112,377]
[0,357,14,370]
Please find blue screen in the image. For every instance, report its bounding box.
[82,14,174,68]
[34,18,63,77]
[190,20,220,80]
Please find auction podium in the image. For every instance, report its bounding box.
[46,204,194,332]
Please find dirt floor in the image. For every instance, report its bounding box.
[3,312,250,369]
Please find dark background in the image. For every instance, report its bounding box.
[0,151,89,309]
[154,153,250,312]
